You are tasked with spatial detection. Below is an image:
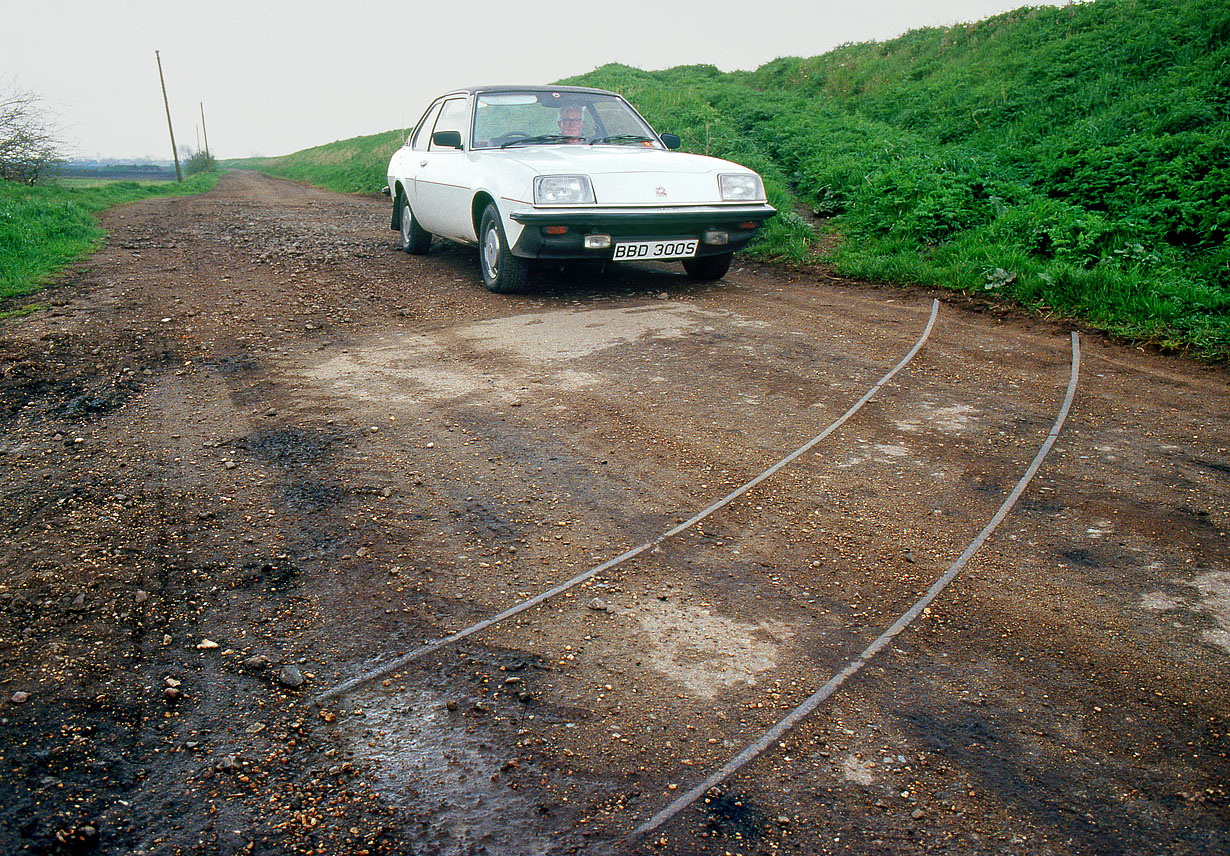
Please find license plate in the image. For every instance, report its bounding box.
[612,239,698,260]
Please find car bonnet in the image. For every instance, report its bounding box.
[499,147,752,206]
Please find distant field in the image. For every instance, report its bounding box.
[55,177,174,189]
[56,165,178,182]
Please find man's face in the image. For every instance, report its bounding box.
[559,109,584,136]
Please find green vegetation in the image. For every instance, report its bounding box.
[231,0,1229,358]
[53,177,174,189]
[1,174,218,301]
[227,131,403,194]
[564,0,1229,358]
[184,151,218,176]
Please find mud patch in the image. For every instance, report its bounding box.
[633,600,793,698]
[337,688,568,856]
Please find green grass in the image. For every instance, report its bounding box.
[227,130,404,195]
[54,177,175,189]
[226,0,1229,360]
[0,174,218,300]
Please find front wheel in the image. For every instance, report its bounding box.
[398,193,431,255]
[682,252,732,281]
[479,204,529,293]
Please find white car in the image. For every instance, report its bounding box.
[387,85,776,292]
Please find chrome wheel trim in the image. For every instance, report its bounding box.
[483,223,501,279]
[400,202,413,247]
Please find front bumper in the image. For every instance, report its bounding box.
[508,203,776,260]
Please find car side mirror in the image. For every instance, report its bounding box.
[660,134,681,150]
[432,130,463,149]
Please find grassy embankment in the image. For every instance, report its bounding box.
[227,131,403,195]
[0,174,219,306]
[231,0,1229,359]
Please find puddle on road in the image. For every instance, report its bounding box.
[633,600,794,698]
[337,688,565,856]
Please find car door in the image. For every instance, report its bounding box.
[396,99,441,205]
[412,96,475,241]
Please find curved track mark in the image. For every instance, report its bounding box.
[630,331,1081,842]
[314,300,941,706]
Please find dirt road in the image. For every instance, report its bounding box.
[1,171,1227,855]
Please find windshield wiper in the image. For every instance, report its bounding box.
[500,134,574,148]
[590,134,656,146]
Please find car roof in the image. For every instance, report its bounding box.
[443,85,621,98]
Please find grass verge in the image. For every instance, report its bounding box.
[0,174,219,301]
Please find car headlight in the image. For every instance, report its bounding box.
[534,175,595,205]
[718,173,765,202]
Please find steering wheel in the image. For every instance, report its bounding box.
[493,131,531,146]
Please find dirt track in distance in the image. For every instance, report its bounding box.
[1,171,1227,856]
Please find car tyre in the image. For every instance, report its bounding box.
[682,252,733,281]
[398,193,431,255]
[479,203,529,293]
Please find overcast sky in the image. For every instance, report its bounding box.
[4,0,1055,161]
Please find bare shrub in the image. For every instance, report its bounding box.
[1,83,62,184]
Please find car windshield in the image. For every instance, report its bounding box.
[472,91,662,150]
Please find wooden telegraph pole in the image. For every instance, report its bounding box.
[156,50,183,183]
[200,102,210,159]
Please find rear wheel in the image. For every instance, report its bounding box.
[479,204,529,293]
[682,252,732,281]
[398,193,431,255]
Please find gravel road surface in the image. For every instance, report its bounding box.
[1,171,1226,855]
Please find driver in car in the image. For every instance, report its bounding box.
[557,106,586,142]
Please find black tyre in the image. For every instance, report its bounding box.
[398,192,431,255]
[479,203,529,293]
[682,252,733,281]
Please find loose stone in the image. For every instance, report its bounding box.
[244,654,271,671]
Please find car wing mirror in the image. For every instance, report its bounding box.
[660,133,681,150]
[431,130,464,149]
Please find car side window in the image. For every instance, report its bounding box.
[412,102,443,151]
[429,98,470,151]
